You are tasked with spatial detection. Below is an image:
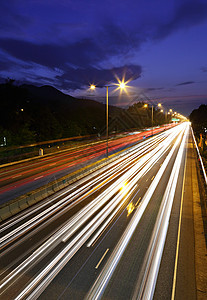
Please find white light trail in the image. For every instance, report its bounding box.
[86,123,187,300]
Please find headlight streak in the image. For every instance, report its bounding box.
[0,133,169,250]
[0,128,171,234]
[86,187,140,248]
[86,124,187,300]
[1,124,186,299]
[135,123,189,300]
[61,128,181,244]
[0,132,174,288]
[0,135,172,289]
[11,126,185,300]
[0,134,163,241]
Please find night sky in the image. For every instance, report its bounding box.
[0,0,207,116]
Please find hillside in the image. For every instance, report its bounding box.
[0,81,165,146]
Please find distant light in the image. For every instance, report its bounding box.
[161,109,163,113]
[119,82,126,89]
[158,103,162,107]
[21,108,24,111]
[144,104,148,108]
[90,84,96,90]
[169,109,172,112]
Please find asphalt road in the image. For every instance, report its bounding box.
[0,122,195,300]
[0,125,173,204]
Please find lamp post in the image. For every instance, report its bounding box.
[90,81,127,157]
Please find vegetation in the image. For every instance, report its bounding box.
[0,80,168,147]
[190,104,207,170]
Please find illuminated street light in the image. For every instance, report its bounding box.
[90,84,96,90]
[90,81,128,157]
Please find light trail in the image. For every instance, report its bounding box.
[0,124,185,299]
[0,131,169,247]
[86,123,187,300]
[135,123,189,300]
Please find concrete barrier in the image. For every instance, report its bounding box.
[0,149,125,223]
[0,206,12,221]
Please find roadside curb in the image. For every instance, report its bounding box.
[192,139,207,299]
[0,147,126,222]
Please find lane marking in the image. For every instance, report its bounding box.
[151,175,155,181]
[34,175,44,181]
[135,197,142,207]
[95,248,109,269]
[171,149,187,300]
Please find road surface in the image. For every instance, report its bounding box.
[1,122,198,300]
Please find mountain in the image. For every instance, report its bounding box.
[0,82,122,145]
[0,82,164,146]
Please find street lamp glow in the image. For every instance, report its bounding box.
[89,80,130,158]
[144,104,148,108]
[158,103,162,107]
[90,84,96,90]
[119,82,126,89]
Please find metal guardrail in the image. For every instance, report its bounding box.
[191,127,207,185]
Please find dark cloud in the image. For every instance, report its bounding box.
[201,66,207,72]
[56,65,142,90]
[176,81,195,86]
[0,0,207,91]
[155,1,207,40]
[144,87,164,92]
[0,38,102,69]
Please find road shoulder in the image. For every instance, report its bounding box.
[192,138,207,300]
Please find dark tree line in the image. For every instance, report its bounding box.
[190,104,207,167]
[0,81,168,147]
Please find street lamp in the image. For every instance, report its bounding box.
[143,103,153,136]
[90,81,127,157]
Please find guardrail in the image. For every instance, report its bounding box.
[192,127,207,185]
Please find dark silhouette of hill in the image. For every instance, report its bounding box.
[0,80,165,146]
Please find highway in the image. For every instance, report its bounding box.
[0,125,173,204]
[0,122,191,299]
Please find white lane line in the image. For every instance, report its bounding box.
[95,249,109,269]
[34,176,43,181]
[171,148,187,300]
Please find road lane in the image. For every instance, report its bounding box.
[0,123,189,300]
[0,125,174,203]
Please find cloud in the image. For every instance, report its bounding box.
[154,1,207,40]
[176,81,195,86]
[0,0,207,90]
[56,65,142,90]
[201,66,207,72]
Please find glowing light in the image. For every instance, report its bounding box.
[127,202,135,216]
[144,104,148,108]
[160,109,163,113]
[120,181,128,194]
[158,103,162,107]
[119,82,126,89]
[90,84,96,90]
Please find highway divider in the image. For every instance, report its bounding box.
[0,147,129,222]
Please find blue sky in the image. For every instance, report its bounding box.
[0,0,207,115]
